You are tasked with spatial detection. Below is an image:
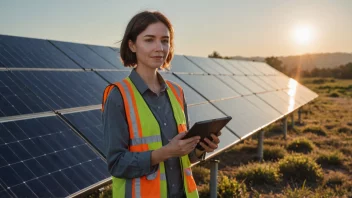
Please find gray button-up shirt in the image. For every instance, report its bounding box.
[103,69,202,198]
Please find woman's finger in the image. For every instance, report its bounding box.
[210,134,220,144]
[199,142,214,152]
[204,138,218,149]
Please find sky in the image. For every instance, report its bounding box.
[1,0,351,57]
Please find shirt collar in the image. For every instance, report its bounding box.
[129,69,168,95]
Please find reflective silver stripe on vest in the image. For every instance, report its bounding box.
[146,172,166,181]
[121,80,139,139]
[135,177,141,198]
[130,135,162,146]
[160,173,166,181]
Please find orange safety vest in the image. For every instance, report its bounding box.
[102,77,199,198]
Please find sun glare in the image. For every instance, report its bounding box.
[293,25,314,45]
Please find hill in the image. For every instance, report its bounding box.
[232,52,352,71]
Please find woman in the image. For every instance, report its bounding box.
[102,11,221,198]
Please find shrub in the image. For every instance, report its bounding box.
[329,92,340,98]
[263,146,286,161]
[235,163,279,186]
[316,152,344,167]
[303,125,327,136]
[337,126,351,134]
[217,175,247,198]
[278,154,324,185]
[287,138,314,154]
[192,166,210,185]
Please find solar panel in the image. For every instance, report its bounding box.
[237,60,264,75]
[161,73,206,105]
[50,41,116,69]
[0,71,51,117]
[170,55,205,74]
[0,35,80,69]
[227,60,254,75]
[205,127,240,159]
[249,61,278,75]
[61,110,104,157]
[211,58,245,75]
[11,71,107,110]
[232,76,266,93]
[187,102,240,159]
[0,115,110,197]
[186,56,232,75]
[211,97,270,139]
[257,76,282,90]
[247,76,277,91]
[86,45,125,69]
[244,95,282,120]
[256,91,293,114]
[175,74,240,101]
[96,71,131,84]
[217,76,252,96]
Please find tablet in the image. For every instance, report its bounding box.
[182,116,232,142]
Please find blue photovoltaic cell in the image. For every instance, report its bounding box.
[0,71,51,117]
[86,45,125,69]
[247,76,277,91]
[212,58,245,75]
[217,76,252,96]
[62,110,104,157]
[188,103,240,159]
[169,55,205,74]
[175,74,240,101]
[50,40,116,69]
[256,91,292,115]
[11,71,108,110]
[0,115,110,197]
[237,61,264,75]
[186,56,232,75]
[161,73,206,105]
[212,97,271,139]
[232,76,266,93]
[0,35,80,69]
[97,71,131,84]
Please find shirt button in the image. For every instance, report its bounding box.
[158,106,160,109]
[170,167,173,170]
[164,123,167,126]
[172,184,175,187]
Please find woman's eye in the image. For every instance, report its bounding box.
[162,40,169,44]
[145,39,153,42]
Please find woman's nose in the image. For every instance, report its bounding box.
[156,41,163,52]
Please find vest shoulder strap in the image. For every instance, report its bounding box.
[101,82,120,112]
[165,80,184,110]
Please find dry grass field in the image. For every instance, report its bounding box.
[194,77,352,197]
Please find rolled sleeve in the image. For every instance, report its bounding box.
[103,87,158,179]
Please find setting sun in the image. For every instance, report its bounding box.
[293,25,314,45]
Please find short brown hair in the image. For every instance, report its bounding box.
[120,11,174,70]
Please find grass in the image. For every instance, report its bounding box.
[286,138,315,154]
[278,154,324,185]
[235,163,280,186]
[316,151,345,167]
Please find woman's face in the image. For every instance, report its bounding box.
[129,22,170,70]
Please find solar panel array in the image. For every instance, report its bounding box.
[0,34,318,197]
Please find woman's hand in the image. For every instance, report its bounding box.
[199,131,222,153]
[165,132,200,157]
